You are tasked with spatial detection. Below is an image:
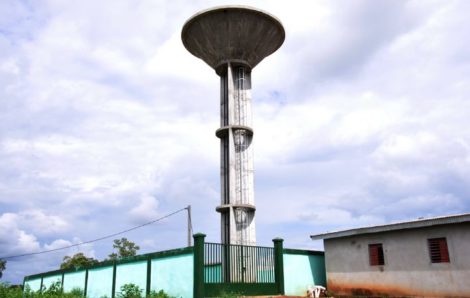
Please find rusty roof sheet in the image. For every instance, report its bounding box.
[310,213,470,240]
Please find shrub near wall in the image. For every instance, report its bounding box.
[1,281,84,298]
[0,283,23,298]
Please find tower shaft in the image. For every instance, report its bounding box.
[216,62,256,246]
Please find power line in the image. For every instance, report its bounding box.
[0,207,188,260]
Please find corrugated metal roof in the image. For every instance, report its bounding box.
[310,213,470,240]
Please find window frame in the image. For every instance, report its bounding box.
[428,237,450,263]
[368,243,385,266]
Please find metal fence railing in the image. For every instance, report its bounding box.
[204,242,275,284]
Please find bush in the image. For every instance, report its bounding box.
[218,291,240,298]
[68,288,84,297]
[117,283,142,298]
[148,289,176,298]
[116,284,176,298]
[19,281,83,298]
[0,282,23,298]
[1,281,175,298]
[42,281,63,296]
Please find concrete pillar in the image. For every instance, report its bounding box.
[216,62,256,246]
[273,238,285,295]
[193,233,206,298]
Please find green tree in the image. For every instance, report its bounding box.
[0,259,6,279]
[108,238,140,260]
[60,252,99,270]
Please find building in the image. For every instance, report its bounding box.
[311,213,470,297]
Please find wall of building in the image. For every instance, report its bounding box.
[324,222,470,297]
[283,249,326,296]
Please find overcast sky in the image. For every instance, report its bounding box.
[1,0,470,284]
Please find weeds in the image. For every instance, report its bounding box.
[218,291,240,298]
[148,290,175,298]
[0,282,175,298]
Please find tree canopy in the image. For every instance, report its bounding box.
[0,259,6,279]
[60,253,99,270]
[108,238,140,260]
[58,237,141,269]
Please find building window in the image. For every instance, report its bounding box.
[369,243,384,266]
[428,238,450,263]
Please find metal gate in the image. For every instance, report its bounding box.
[203,242,278,296]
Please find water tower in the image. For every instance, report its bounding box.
[182,6,285,246]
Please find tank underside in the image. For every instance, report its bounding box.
[181,6,285,72]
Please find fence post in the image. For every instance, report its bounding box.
[273,238,285,295]
[146,256,152,297]
[84,269,89,298]
[111,261,117,298]
[61,272,65,293]
[193,233,206,298]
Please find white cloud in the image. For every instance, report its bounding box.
[0,210,68,246]
[373,132,439,162]
[43,239,72,251]
[17,210,69,236]
[0,213,40,257]
[300,208,385,229]
[130,195,160,223]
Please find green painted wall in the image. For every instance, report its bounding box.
[42,275,62,289]
[87,266,113,298]
[115,261,147,295]
[151,253,193,298]
[63,271,86,293]
[24,278,42,292]
[283,253,326,296]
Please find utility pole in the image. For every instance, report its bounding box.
[187,205,192,247]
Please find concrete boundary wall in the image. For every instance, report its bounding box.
[24,247,194,298]
[24,237,327,298]
[283,249,326,296]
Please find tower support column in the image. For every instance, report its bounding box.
[216,62,256,246]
